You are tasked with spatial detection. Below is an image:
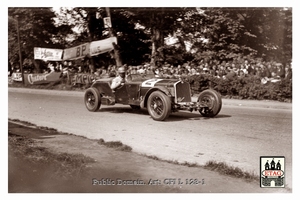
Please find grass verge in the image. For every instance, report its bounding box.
[9,119,258,182]
[143,154,259,182]
[97,138,132,152]
[9,134,95,179]
[204,160,259,182]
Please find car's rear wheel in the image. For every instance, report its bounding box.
[198,89,222,117]
[147,91,171,121]
[84,87,101,112]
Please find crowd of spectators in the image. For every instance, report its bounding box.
[101,59,293,84]
[9,58,292,85]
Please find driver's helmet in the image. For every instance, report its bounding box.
[118,67,126,74]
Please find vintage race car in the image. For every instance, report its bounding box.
[84,74,222,121]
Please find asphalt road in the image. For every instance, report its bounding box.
[7,87,293,189]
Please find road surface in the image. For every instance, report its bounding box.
[8,88,292,189]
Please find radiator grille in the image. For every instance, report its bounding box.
[175,82,191,103]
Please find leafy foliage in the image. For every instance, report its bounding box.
[179,7,292,64]
[8,7,73,72]
[8,7,292,70]
[188,74,292,102]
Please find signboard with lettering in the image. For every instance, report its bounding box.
[103,17,112,28]
[63,43,90,60]
[89,37,117,57]
[34,47,63,61]
[71,73,98,85]
[34,37,117,61]
[11,72,22,82]
[24,72,62,85]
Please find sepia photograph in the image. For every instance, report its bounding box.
[4,0,297,199]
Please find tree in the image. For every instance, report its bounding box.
[120,7,187,66]
[176,7,292,65]
[8,7,73,72]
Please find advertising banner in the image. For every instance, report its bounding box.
[63,43,90,60]
[24,72,62,85]
[71,73,98,85]
[35,37,117,61]
[34,47,63,61]
[90,37,117,57]
[11,72,22,82]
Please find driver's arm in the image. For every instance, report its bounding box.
[110,77,123,90]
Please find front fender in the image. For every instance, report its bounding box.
[140,86,172,108]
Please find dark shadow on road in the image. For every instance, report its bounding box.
[166,113,231,122]
[97,106,149,115]
[96,107,231,122]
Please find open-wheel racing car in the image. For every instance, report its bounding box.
[84,74,222,121]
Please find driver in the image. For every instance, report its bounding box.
[110,66,127,90]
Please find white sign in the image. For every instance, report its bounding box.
[89,37,117,56]
[11,72,22,81]
[34,47,63,61]
[63,43,90,60]
[103,17,112,28]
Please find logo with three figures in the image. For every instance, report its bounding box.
[260,156,285,188]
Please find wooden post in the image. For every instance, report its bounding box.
[16,15,24,85]
[105,7,122,67]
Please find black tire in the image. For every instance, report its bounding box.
[198,89,222,117]
[147,91,171,121]
[84,87,101,112]
[130,105,141,110]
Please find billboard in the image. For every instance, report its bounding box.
[34,47,63,61]
[34,37,117,61]
[63,43,90,60]
[24,72,62,85]
[89,37,117,57]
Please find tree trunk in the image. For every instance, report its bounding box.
[150,9,165,67]
[150,33,157,66]
[106,7,122,67]
[86,13,95,73]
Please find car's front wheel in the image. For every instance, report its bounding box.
[198,89,222,117]
[147,91,171,121]
[84,87,101,112]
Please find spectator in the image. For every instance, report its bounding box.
[262,63,271,78]
[130,66,138,75]
[137,65,146,74]
[240,64,248,76]
[255,66,264,78]
[237,69,245,78]
[209,65,217,76]
[276,64,285,78]
[202,67,209,74]
[224,67,237,81]
[244,60,253,75]
[284,64,292,80]
[190,67,197,75]
[146,65,155,75]
[218,65,226,77]
[154,68,161,77]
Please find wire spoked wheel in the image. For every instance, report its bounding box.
[147,91,171,121]
[84,87,101,112]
